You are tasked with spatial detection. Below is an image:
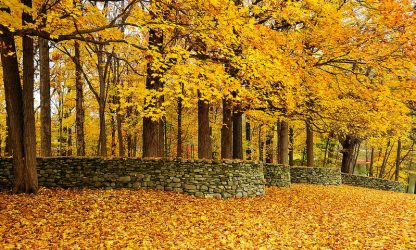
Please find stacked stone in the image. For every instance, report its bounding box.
[0,158,265,198]
[290,167,341,185]
[341,174,405,193]
[264,164,291,187]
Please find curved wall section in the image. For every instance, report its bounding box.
[341,174,405,193]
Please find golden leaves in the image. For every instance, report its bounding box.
[0,185,415,249]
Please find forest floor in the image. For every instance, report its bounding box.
[0,184,415,249]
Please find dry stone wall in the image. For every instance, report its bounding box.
[290,167,342,185]
[341,174,405,193]
[264,164,291,187]
[0,157,265,198]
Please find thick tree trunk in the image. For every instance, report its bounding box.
[306,120,314,167]
[278,121,289,165]
[74,41,86,156]
[0,4,38,193]
[289,127,294,166]
[341,135,358,174]
[245,121,251,160]
[232,111,243,159]
[143,29,163,158]
[5,107,11,156]
[369,147,374,177]
[276,121,281,163]
[395,140,401,181]
[97,51,108,157]
[116,113,124,157]
[198,96,212,159]
[221,99,233,159]
[39,37,52,156]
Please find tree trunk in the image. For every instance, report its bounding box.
[369,147,374,177]
[143,29,163,158]
[276,121,281,163]
[198,95,212,159]
[379,140,392,178]
[232,111,243,159]
[67,126,73,156]
[341,135,358,174]
[0,4,38,193]
[111,115,116,156]
[177,86,183,158]
[306,120,314,167]
[322,137,330,167]
[395,139,401,181]
[116,112,124,157]
[245,121,251,160]
[278,120,289,165]
[221,99,233,159]
[39,37,51,156]
[265,129,273,163]
[5,106,12,156]
[97,51,108,157]
[289,127,294,166]
[258,125,263,162]
[74,42,85,156]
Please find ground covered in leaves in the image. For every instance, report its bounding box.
[0,185,415,249]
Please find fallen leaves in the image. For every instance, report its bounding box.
[0,184,415,249]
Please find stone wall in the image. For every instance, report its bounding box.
[290,167,341,185]
[341,174,406,193]
[264,164,291,187]
[0,158,265,198]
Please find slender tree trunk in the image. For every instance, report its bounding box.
[74,41,85,156]
[352,142,361,174]
[177,87,183,158]
[97,51,107,157]
[323,137,330,167]
[306,120,314,167]
[232,111,243,159]
[246,121,251,160]
[258,125,263,162]
[67,126,73,156]
[265,129,273,163]
[379,140,392,178]
[111,115,116,156]
[198,95,212,159]
[39,37,51,156]
[289,127,294,166]
[21,0,37,192]
[395,140,401,181]
[58,90,64,155]
[221,99,233,159]
[369,147,375,177]
[276,121,281,163]
[279,120,289,165]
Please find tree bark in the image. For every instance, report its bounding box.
[289,127,294,166]
[245,121,251,160]
[232,111,243,159]
[221,99,233,159]
[265,129,273,163]
[306,120,314,167]
[341,135,358,174]
[39,37,52,156]
[258,125,263,162]
[143,28,163,158]
[198,95,212,159]
[97,50,108,157]
[74,41,86,156]
[395,139,401,181]
[176,86,183,158]
[369,147,374,177]
[0,4,38,193]
[278,120,289,165]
